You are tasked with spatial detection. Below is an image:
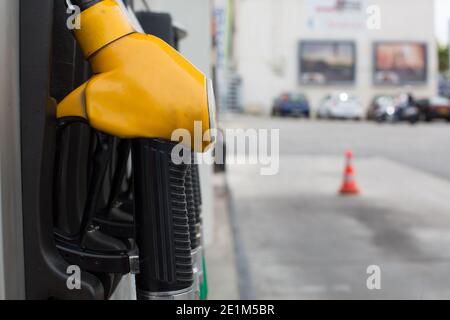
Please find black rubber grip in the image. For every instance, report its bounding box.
[185,166,200,250]
[70,0,102,11]
[191,162,203,225]
[132,139,193,293]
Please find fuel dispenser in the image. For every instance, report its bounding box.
[20,0,215,300]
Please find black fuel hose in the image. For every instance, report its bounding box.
[70,0,102,11]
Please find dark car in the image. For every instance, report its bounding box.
[417,97,450,122]
[393,93,420,124]
[367,95,396,122]
[272,93,310,118]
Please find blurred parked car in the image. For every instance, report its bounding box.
[394,93,420,124]
[317,93,363,120]
[271,93,310,118]
[416,97,450,122]
[367,95,397,122]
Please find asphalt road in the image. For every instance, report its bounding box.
[220,114,450,299]
[223,114,450,180]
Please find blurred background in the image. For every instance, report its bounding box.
[203,0,450,300]
[138,0,450,300]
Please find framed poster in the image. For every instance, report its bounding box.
[374,42,427,85]
[299,40,356,85]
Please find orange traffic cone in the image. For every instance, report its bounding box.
[339,150,360,195]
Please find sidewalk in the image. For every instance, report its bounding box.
[204,173,240,300]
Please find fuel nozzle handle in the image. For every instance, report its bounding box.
[132,139,195,300]
[58,0,214,152]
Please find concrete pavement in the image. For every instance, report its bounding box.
[211,114,450,299]
[204,173,240,300]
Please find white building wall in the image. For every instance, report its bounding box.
[235,0,437,114]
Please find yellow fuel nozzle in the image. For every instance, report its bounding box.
[58,0,215,152]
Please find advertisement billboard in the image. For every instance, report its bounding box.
[374,42,427,85]
[299,40,356,85]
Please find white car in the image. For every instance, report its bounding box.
[317,93,364,120]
